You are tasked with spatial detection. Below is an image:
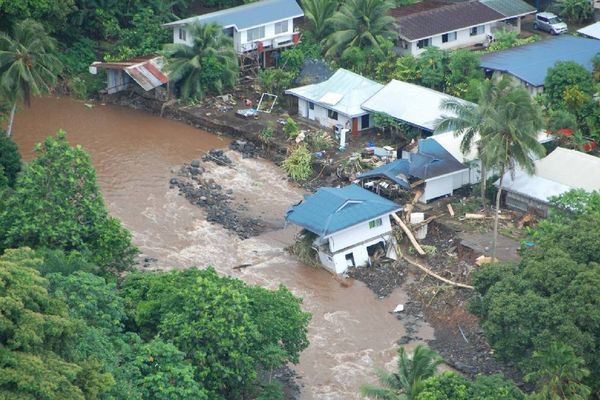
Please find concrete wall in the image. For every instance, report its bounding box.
[172,18,296,53]
[295,101,372,133]
[505,191,549,217]
[400,24,492,56]
[328,216,393,253]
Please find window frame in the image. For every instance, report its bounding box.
[247,26,266,42]
[274,20,289,34]
[368,218,383,229]
[470,25,485,36]
[417,38,431,49]
[442,31,457,43]
[178,27,187,41]
[309,102,315,110]
[327,109,338,120]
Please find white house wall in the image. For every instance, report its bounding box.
[319,234,396,274]
[328,216,393,253]
[401,24,492,56]
[171,18,296,53]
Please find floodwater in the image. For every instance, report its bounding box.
[13,96,434,399]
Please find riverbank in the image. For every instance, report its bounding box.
[99,92,528,387]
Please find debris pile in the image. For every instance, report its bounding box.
[170,159,263,239]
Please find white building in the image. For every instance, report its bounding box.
[286,185,402,274]
[498,147,600,217]
[391,0,535,56]
[361,79,475,134]
[285,69,384,135]
[163,0,303,67]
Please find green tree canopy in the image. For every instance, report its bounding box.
[121,267,310,398]
[0,248,113,399]
[0,130,137,272]
[544,62,594,108]
[0,19,63,137]
[163,22,238,101]
[0,133,21,187]
[324,0,397,59]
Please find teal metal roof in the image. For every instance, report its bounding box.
[163,0,303,30]
[285,185,401,237]
[285,69,384,117]
[480,0,536,17]
[480,36,600,87]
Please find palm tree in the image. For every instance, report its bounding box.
[163,22,238,101]
[0,19,63,137]
[482,78,544,260]
[360,345,443,400]
[434,79,504,208]
[324,0,398,59]
[525,342,591,399]
[301,0,339,43]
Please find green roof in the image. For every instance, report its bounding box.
[481,0,536,17]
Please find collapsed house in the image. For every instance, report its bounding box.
[285,185,402,274]
[89,55,169,96]
[357,138,471,203]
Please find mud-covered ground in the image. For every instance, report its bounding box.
[348,221,524,383]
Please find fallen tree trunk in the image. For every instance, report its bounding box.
[392,212,426,256]
[401,254,474,290]
[411,214,440,230]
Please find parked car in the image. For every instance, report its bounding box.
[533,12,568,34]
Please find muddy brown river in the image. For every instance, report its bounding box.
[13,96,434,399]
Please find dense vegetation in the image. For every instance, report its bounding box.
[0,132,311,399]
[470,191,600,395]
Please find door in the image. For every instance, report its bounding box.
[352,118,359,136]
[308,102,315,119]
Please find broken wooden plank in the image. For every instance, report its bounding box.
[403,189,423,222]
[447,203,455,217]
[410,179,425,189]
[465,213,510,220]
[392,212,426,256]
[401,254,474,290]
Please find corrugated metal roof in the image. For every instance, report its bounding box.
[480,0,536,17]
[578,21,600,40]
[500,170,571,203]
[359,139,467,182]
[498,147,600,203]
[361,80,475,132]
[480,36,600,87]
[125,57,168,91]
[285,185,402,237]
[536,147,600,190]
[390,1,504,41]
[163,0,303,30]
[285,69,384,117]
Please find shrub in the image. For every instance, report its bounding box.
[284,117,299,139]
[282,144,312,181]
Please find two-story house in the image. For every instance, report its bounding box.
[163,0,304,67]
[391,0,536,56]
[286,185,402,274]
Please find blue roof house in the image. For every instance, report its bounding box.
[480,36,600,95]
[358,139,470,203]
[163,0,303,65]
[286,185,402,273]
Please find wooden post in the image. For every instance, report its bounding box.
[392,212,426,256]
[447,203,455,217]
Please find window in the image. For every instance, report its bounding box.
[417,38,431,49]
[328,109,338,120]
[247,26,265,41]
[470,25,485,36]
[274,20,288,34]
[442,31,457,43]
[178,27,187,41]
[309,102,314,110]
[368,218,382,229]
